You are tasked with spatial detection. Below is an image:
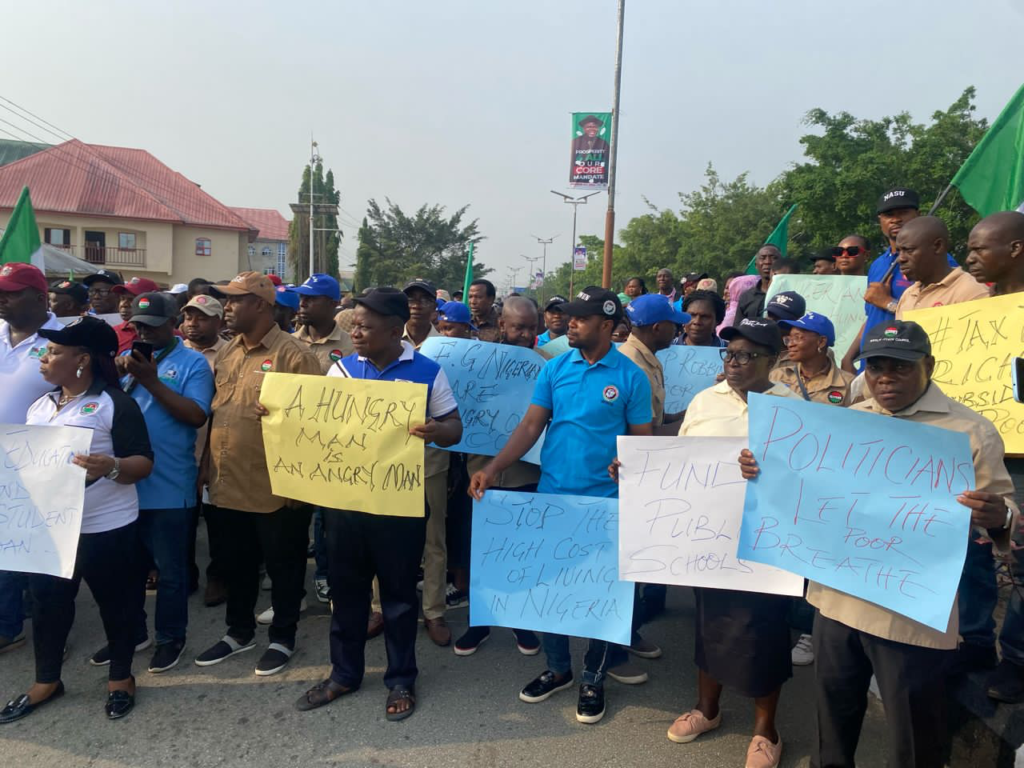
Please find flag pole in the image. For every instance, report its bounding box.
[462,242,475,301]
[927,183,954,216]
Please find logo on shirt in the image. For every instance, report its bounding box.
[329,349,343,362]
[883,326,899,338]
[80,402,99,415]
[28,346,46,359]
[260,359,273,372]
[138,297,151,309]
[602,385,619,403]
[827,390,843,404]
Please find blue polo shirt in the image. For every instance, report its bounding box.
[123,341,214,509]
[531,345,652,498]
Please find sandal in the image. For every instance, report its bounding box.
[385,685,416,721]
[294,678,358,712]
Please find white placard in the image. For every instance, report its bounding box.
[0,423,90,578]
[617,435,804,596]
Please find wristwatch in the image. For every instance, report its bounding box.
[885,299,898,313]
[106,458,121,482]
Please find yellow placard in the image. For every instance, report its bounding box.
[904,293,1024,455]
[259,373,428,516]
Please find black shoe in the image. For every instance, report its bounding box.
[454,626,491,656]
[105,682,135,720]
[90,637,152,666]
[194,635,255,667]
[513,629,541,656]
[0,681,65,724]
[987,659,1024,703]
[148,641,185,674]
[955,643,999,674]
[255,643,294,676]
[576,683,606,724]
[519,670,574,703]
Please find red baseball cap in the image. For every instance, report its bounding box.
[112,276,161,296]
[266,274,283,286]
[0,263,48,293]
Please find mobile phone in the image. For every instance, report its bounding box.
[1013,357,1023,404]
[131,341,154,360]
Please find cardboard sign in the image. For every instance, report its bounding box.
[765,274,867,358]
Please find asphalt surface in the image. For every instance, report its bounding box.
[0,532,888,768]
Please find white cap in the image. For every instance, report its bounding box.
[168,283,189,294]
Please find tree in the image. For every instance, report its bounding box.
[287,160,342,282]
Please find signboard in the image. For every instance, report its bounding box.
[764,274,867,358]
[573,246,588,271]
[656,345,725,413]
[569,112,612,189]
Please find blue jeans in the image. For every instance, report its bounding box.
[957,538,999,648]
[542,633,627,686]
[0,570,26,638]
[135,508,191,645]
[313,507,329,581]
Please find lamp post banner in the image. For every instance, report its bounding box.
[569,112,612,189]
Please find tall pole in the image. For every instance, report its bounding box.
[308,138,321,278]
[569,204,579,297]
[601,0,625,289]
[531,235,556,302]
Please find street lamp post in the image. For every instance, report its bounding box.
[522,254,541,294]
[551,190,601,296]
[529,234,557,302]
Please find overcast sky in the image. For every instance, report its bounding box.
[3,0,1022,290]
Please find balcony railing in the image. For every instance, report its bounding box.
[54,244,146,268]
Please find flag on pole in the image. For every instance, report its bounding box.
[951,83,1024,217]
[0,186,42,265]
[461,242,475,302]
[745,203,798,274]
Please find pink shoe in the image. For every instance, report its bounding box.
[745,735,783,768]
[666,708,721,743]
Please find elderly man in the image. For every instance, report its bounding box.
[735,245,781,323]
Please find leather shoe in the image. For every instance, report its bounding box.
[0,682,65,724]
[204,579,228,607]
[295,678,358,711]
[105,679,135,720]
[424,617,451,647]
[367,611,384,639]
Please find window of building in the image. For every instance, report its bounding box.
[277,242,287,278]
[261,246,272,258]
[247,245,256,258]
[44,228,71,246]
[118,232,136,250]
[264,268,276,276]
[196,238,211,257]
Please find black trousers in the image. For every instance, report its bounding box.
[202,502,231,584]
[29,521,141,683]
[326,508,426,690]
[220,506,311,646]
[812,612,951,768]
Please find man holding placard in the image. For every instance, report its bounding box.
[295,287,462,722]
[740,320,1017,768]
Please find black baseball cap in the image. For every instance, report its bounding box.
[38,316,118,359]
[403,278,436,297]
[684,272,708,284]
[83,269,124,287]
[765,291,806,322]
[876,187,920,214]
[810,251,835,262]
[544,295,568,311]
[130,292,179,327]
[720,318,784,353]
[354,287,410,322]
[855,320,931,363]
[49,280,89,304]
[558,286,622,320]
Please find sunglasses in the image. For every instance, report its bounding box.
[831,246,864,258]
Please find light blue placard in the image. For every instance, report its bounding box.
[538,334,571,358]
[419,337,546,463]
[657,345,724,413]
[470,490,634,644]
[737,393,975,631]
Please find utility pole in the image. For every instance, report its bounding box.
[507,266,522,293]
[602,0,625,289]
[529,234,557,301]
[309,138,320,277]
[522,254,541,293]
[289,138,338,282]
[551,190,601,296]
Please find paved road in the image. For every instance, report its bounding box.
[0,538,887,768]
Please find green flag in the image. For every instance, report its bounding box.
[951,83,1024,217]
[462,241,475,302]
[745,203,798,274]
[0,186,41,265]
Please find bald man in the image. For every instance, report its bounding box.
[893,216,990,319]
[500,296,541,348]
[966,211,1024,296]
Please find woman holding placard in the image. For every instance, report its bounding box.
[0,317,153,724]
[667,318,800,768]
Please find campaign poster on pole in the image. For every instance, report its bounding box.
[573,246,588,271]
[569,112,612,189]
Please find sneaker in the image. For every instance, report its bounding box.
[261,573,272,591]
[667,708,722,744]
[148,640,185,673]
[255,643,294,676]
[576,683,606,724]
[454,626,491,656]
[90,637,152,666]
[256,598,307,625]
[791,634,814,666]
[513,629,541,656]
[607,661,648,685]
[745,734,783,768]
[445,583,469,609]
[629,634,662,659]
[987,659,1024,703]
[194,634,256,666]
[0,632,26,654]
[314,578,331,604]
[519,670,574,703]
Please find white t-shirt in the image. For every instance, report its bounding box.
[0,313,65,424]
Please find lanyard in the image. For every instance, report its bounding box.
[123,338,178,395]
[795,370,812,401]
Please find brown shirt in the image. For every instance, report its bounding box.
[292,323,354,374]
[208,325,321,513]
[473,306,501,343]
[807,383,1019,650]
[769,358,859,406]
[184,336,227,463]
[403,323,449,479]
[895,267,991,319]
[618,335,666,427]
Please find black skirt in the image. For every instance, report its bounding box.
[693,586,792,698]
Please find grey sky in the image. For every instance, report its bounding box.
[2,0,1022,290]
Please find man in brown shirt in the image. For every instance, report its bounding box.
[468,278,500,342]
[894,216,990,319]
[620,293,689,430]
[293,273,354,374]
[194,272,320,677]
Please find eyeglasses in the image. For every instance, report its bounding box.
[831,246,864,258]
[88,287,112,296]
[719,349,767,365]
[406,294,435,306]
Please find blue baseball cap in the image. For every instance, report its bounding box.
[624,293,691,327]
[778,311,836,347]
[293,273,341,302]
[274,285,300,311]
[438,300,477,329]
[764,290,806,321]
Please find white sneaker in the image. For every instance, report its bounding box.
[791,634,814,666]
[261,573,272,591]
[256,598,307,625]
